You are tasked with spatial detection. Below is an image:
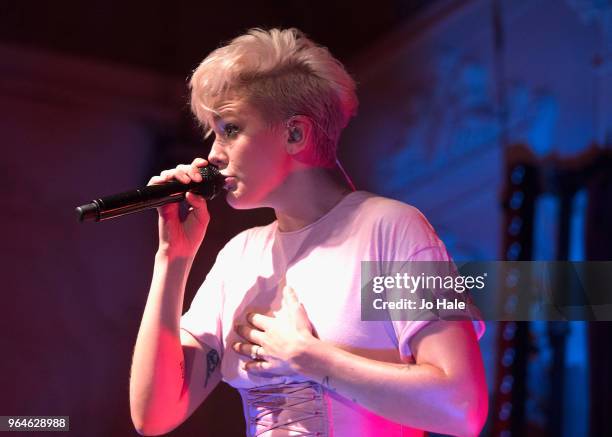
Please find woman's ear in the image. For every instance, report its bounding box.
[284,116,312,156]
[288,127,302,144]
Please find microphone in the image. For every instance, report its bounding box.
[76,165,226,222]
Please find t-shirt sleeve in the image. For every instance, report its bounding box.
[385,211,485,361]
[180,249,227,357]
[392,245,448,361]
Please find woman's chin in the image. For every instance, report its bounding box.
[225,190,258,210]
[225,189,270,209]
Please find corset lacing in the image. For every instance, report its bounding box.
[245,381,329,436]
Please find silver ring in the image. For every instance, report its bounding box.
[250,345,261,360]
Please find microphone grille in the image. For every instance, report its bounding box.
[193,164,226,199]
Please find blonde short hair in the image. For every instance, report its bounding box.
[189,28,358,167]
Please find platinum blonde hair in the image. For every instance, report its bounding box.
[189,28,358,167]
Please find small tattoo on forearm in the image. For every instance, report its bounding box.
[180,361,185,380]
[205,349,220,387]
[322,376,335,391]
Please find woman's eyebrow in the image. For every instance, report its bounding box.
[213,111,242,124]
[215,103,242,117]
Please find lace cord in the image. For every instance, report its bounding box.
[245,381,329,436]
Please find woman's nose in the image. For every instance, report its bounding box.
[207,141,228,169]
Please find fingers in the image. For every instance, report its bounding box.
[246,313,272,331]
[278,286,314,335]
[186,157,209,182]
[235,324,263,345]
[244,360,273,373]
[185,191,208,210]
[232,342,265,360]
[191,157,208,167]
[282,285,300,308]
[147,157,209,186]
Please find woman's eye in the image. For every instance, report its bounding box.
[224,124,240,138]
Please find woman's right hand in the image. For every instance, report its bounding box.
[148,157,211,259]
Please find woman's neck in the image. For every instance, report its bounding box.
[272,167,352,232]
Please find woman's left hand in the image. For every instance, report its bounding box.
[233,285,317,377]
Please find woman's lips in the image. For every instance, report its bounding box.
[223,176,237,192]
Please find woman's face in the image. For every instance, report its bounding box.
[207,98,292,209]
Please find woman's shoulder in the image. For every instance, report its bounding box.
[345,191,446,254]
[345,191,431,227]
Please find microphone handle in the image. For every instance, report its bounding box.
[76,166,225,222]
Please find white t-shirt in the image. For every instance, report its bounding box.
[180,191,485,436]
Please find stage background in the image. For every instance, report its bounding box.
[1,0,609,435]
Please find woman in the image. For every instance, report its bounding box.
[129,28,487,437]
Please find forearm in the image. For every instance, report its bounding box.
[292,339,483,436]
[129,252,193,433]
